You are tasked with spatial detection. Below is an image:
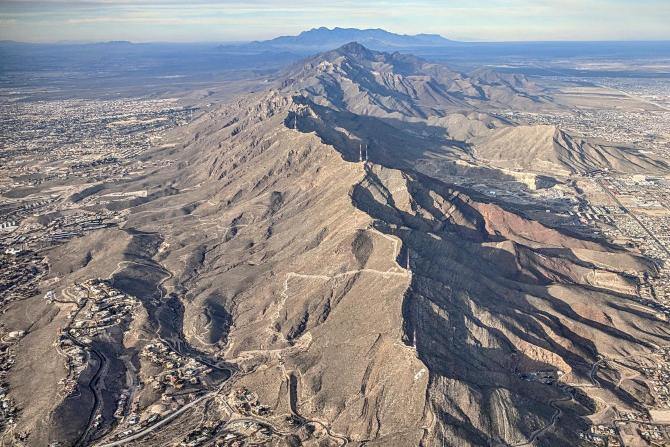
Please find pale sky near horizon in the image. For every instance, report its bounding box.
[1,0,669,43]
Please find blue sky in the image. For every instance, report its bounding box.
[1,0,669,43]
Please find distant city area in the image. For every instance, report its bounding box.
[0,97,192,247]
[499,77,670,447]
[0,97,195,442]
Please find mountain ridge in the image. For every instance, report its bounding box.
[278,42,666,177]
[5,42,670,447]
[124,83,668,446]
[247,27,456,52]
[276,41,552,119]
[109,44,670,444]
[473,124,669,175]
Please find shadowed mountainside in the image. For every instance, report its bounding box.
[279,42,552,117]
[7,42,670,446]
[99,78,669,445]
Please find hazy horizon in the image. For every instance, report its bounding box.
[1,0,669,43]
[4,32,670,46]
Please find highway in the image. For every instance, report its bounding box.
[596,179,670,258]
[97,385,224,447]
[494,388,574,447]
[61,297,108,447]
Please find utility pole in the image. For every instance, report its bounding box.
[364,144,368,162]
[293,114,297,130]
[359,143,363,162]
[406,249,410,271]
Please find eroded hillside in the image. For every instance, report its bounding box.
[3,43,670,447]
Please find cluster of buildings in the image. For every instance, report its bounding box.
[598,77,670,111]
[0,250,48,309]
[642,347,670,409]
[141,342,212,390]
[3,197,57,221]
[0,326,20,435]
[0,221,18,232]
[228,387,272,417]
[58,279,138,341]
[618,411,668,446]
[48,213,118,246]
[646,271,670,305]
[179,423,220,447]
[567,204,620,226]
[109,411,163,442]
[52,280,138,394]
[580,424,621,446]
[0,98,193,193]
[639,425,668,446]
[55,337,87,395]
[1,203,122,252]
[580,411,669,446]
[221,420,274,446]
[517,369,564,385]
[592,176,670,308]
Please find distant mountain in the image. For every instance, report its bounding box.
[232,27,456,53]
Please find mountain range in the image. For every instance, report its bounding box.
[243,27,456,52]
[6,42,670,447]
[131,44,668,446]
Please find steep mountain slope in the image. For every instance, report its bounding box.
[7,43,670,447]
[279,42,552,118]
[113,87,668,446]
[473,124,668,175]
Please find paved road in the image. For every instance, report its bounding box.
[97,381,229,447]
[96,363,236,446]
[55,294,109,447]
[70,336,107,447]
[597,179,670,258]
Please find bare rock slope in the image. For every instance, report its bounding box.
[280,42,551,118]
[473,124,668,175]
[111,78,669,445]
[8,43,670,447]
